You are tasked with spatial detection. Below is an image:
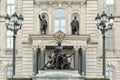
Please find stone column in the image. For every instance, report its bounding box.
[79,47,86,76]
[40,47,45,70]
[36,46,41,73]
[33,46,41,75]
[78,47,82,74]
[74,47,79,70]
[33,47,37,75]
[82,48,86,75]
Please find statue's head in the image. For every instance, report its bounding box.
[58,41,61,46]
[54,49,57,53]
[74,16,77,19]
[42,15,45,18]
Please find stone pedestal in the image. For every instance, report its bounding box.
[32,70,84,80]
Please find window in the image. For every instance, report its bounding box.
[105,0,114,16]
[7,0,15,15]
[6,0,15,49]
[54,8,66,32]
[106,0,114,5]
[7,30,13,49]
[106,65,114,80]
[6,65,13,78]
[105,30,114,50]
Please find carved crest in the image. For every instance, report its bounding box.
[54,30,65,42]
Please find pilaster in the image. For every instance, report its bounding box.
[22,0,34,42]
[39,46,45,70]
[86,0,98,41]
[74,46,79,70]
[22,43,33,76]
[86,42,99,77]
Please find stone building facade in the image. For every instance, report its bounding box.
[0,0,120,80]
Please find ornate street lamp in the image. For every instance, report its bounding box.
[5,12,24,76]
[95,11,114,77]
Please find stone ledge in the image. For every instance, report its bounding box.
[7,78,32,80]
[29,34,90,41]
[85,78,109,80]
[7,78,109,80]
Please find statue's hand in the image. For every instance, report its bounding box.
[39,15,41,18]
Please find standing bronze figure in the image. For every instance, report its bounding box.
[71,16,79,35]
[39,14,48,34]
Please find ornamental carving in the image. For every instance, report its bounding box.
[54,30,65,42]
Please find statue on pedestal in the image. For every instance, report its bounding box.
[71,16,79,35]
[39,14,48,34]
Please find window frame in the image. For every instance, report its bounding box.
[6,65,13,78]
[54,8,66,33]
[105,29,114,50]
[6,0,15,49]
[105,0,114,16]
[6,30,13,49]
[106,65,115,80]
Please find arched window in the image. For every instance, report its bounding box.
[6,65,13,78]
[106,65,114,80]
[54,8,66,32]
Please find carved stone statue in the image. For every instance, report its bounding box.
[43,41,74,70]
[39,14,48,34]
[71,16,79,35]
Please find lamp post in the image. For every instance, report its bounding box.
[5,12,24,76]
[95,11,114,77]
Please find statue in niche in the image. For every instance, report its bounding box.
[39,14,48,34]
[43,41,75,70]
[71,16,79,35]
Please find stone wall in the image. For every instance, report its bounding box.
[0,0,120,80]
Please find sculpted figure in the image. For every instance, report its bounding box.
[43,41,74,70]
[71,16,79,35]
[39,14,48,34]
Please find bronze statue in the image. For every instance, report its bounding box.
[71,16,79,35]
[39,14,48,34]
[43,41,74,70]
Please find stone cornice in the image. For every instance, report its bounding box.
[34,0,86,2]
[34,0,87,5]
[29,34,90,42]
